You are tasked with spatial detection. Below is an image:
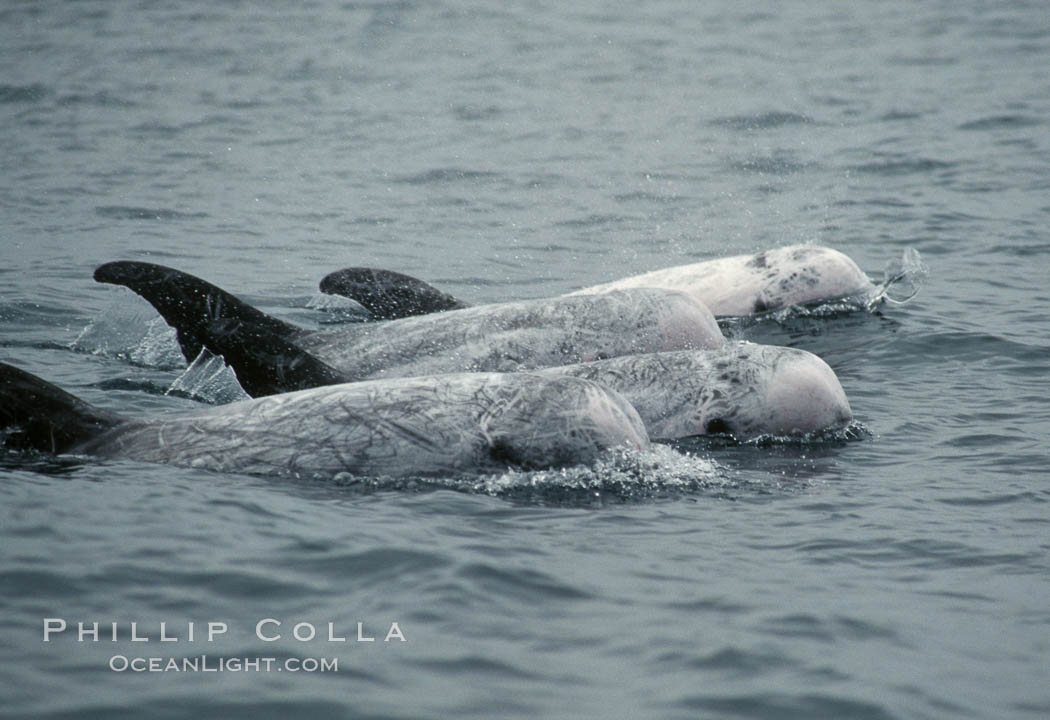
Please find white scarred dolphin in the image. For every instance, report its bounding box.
[542,342,852,439]
[91,261,854,441]
[318,245,877,320]
[94,261,724,397]
[160,317,854,441]
[0,363,648,478]
[570,244,876,316]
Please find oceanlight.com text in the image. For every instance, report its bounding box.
[108,655,339,673]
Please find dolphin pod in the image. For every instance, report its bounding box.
[1,249,859,479]
[93,261,724,393]
[91,261,851,441]
[190,315,851,441]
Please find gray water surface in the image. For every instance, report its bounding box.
[2,1,1048,718]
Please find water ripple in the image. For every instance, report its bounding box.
[94,206,209,221]
[712,111,815,130]
[675,692,900,720]
[958,114,1042,131]
[457,563,591,602]
[0,83,50,103]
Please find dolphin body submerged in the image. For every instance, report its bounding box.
[91,260,853,441]
[158,314,854,441]
[93,261,724,396]
[319,245,878,321]
[0,362,648,479]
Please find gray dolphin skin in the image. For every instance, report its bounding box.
[169,318,854,441]
[0,363,648,478]
[94,261,724,383]
[571,244,877,316]
[320,245,877,320]
[292,287,722,380]
[90,260,854,444]
[540,342,852,440]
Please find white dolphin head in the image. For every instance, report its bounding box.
[582,343,852,441]
[695,344,852,439]
[757,348,853,436]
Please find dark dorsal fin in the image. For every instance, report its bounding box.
[94,261,302,364]
[198,318,351,397]
[319,267,470,320]
[0,362,126,454]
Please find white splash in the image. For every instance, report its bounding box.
[167,348,249,404]
[70,291,184,368]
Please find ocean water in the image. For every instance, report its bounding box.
[2,1,1049,718]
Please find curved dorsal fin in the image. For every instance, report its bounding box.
[198,318,351,397]
[94,261,302,363]
[319,267,470,320]
[0,362,126,453]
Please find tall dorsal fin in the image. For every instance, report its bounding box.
[319,267,470,320]
[94,261,303,363]
[0,362,126,454]
[198,318,351,397]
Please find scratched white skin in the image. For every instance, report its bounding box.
[572,244,876,316]
[77,372,649,478]
[291,287,724,379]
[540,342,852,440]
[320,245,879,321]
[88,259,853,442]
[94,260,725,381]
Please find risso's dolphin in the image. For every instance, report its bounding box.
[93,261,724,397]
[544,343,852,440]
[186,319,853,440]
[0,362,648,478]
[320,244,877,320]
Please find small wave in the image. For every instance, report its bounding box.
[56,91,137,108]
[880,110,921,121]
[95,205,209,221]
[554,213,633,228]
[128,121,183,137]
[288,547,449,583]
[730,153,814,175]
[713,111,815,130]
[349,215,397,226]
[451,103,504,121]
[458,562,591,602]
[958,114,1042,131]
[0,568,84,598]
[0,300,81,326]
[612,190,686,204]
[0,449,87,476]
[849,158,954,176]
[0,83,49,103]
[677,691,899,719]
[393,168,501,185]
[888,55,957,66]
